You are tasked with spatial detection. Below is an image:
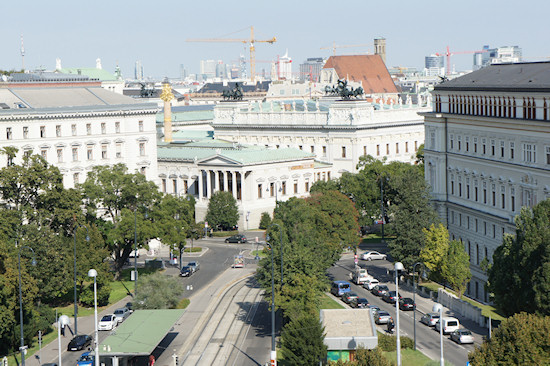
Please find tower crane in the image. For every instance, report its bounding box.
[436,46,488,75]
[187,26,276,82]
[320,42,372,56]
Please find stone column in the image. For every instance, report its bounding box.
[232,171,237,199]
[240,171,246,201]
[206,170,212,198]
[223,171,229,192]
[198,171,203,199]
[214,170,219,193]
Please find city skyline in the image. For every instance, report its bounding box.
[2,0,550,79]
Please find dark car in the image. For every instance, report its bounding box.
[349,297,370,309]
[341,292,359,304]
[225,234,247,243]
[382,291,402,304]
[67,334,92,351]
[371,285,389,297]
[399,297,416,311]
[180,266,193,277]
[187,261,200,272]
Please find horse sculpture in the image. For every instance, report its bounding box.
[324,79,363,100]
[221,83,244,101]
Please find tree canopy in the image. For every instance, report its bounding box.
[204,191,239,230]
[489,199,550,316]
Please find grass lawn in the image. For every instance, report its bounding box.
[251,250,267,258]
[384,349,454,366]
[319,294,345,310]
[183,247,202,253]
[420,281,505,321]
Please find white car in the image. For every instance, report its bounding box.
[98,315,117,331]
[360,251,387,261]
[113,307,130,324]
[450,329,474,344]
[363,278,380,290]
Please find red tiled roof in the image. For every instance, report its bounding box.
[323,55,398,94]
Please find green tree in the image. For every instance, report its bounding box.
[441,240,471,298]
[259,212,272,229]
[415,143,425,166]
[205,191,239,230]
[489,200,550,316]
[468,313,550,365]
[387,164,438,269]
[82,164,162,276]
[420,223,450,283]
[134,273,184,309]
[280,313,327,366]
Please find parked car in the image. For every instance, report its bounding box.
[187,261,200,272]
[399,298,416,311]
[67,335,92,351]
[435,317,460,334]
[374,310,392,324]
[341,292,359,304]
[363,278,380,291]
[368,305,380,314]
[225,234,247,243]
[76,352,94,366]
[98,314,117,331]
[382,291,402,304]
[125,302,134,313]
[360,251,387,261]
[113,307,130,324]
[371,285,390,297]
[180,266,193,277]
[420,312,440,326]
[450,329,474,344]
[349,297,370,309]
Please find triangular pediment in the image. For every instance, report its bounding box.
[197,154,242,166]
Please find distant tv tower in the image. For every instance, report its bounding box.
[20,34,25,71]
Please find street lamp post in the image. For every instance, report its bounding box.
[88,269,100,366]
[17,241,36,366]
[57,315,70,366]
[394,262,404,366]
[433,303,444,366]
[73,225,89,335]
[412,262,425,351]
[380,176,385,243]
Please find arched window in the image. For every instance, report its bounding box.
[484,96,488,115]
[513,98,517,118]
[532,98,537,119]
[523,97,527,119]
[498,97,502,117]
[544,99,548,121]
[476,96,480,115]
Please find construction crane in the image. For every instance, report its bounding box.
[436,46,488,75]
[320,42,372,56]
[187,26,276,82]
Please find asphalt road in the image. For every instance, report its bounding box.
[329,256,473,366]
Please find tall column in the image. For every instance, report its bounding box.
[240,171,246,201]
[198,171,203,199]
[206,170,212,198]
[223,171,229,192]
[214,170,219,193]
[232,171,237,199]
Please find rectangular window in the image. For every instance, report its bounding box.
[493,224,496,239]
[341,146,346,158]
[450,134,454,149]
[501,186,506,209]
[491,139,496,156]
[72,147,78,162]
[305,180,310,192]
[139,142,145,156]
[73,173,79,186]
[458,136,462,150]
[138,120,144,132]
[396,143,399,154]
[270,182,275,197]
[475,219,478,232]
[299,145,303,150]
[466,178,470,199]
[57,148,63,163]
[41,149,47,159]
[376,144,380,156]
[87,147,93,160]
[115,122,120,133]
[71,124,77,136]
[523,143,536,163]
[172,179,177,194]
[6,127,12,140]
[311,146,315,153]
[415,141,418,151]
[258,184,263,198]
[510,142,515,159]
[282,181,287,195]
[162,179,166,193]
[363,146,367,155]
[322,146,327,156]
[183,180,188,194]
[500,141,505,158]
[386,144,389,155]
[56,125,61,137]
[473,137,478,153]
[101,123,106,134]
[86,123,91,135]
[405,141,409,153]
[101,145,108,159]
[116,143,122,158]
[482,138,487,154]
[483,182,487,204]
[484,221,487,235]
[294,181,298,194]
[23,126,29,139]
[40,126,46,138]
[465,136,469,152]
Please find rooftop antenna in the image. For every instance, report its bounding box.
[20,34,25,71]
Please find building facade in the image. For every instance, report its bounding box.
[213,99,429,177]
[423,62,550,301]
[0,85,158,188]
[299,57,325,82]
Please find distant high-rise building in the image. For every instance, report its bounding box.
[278,51,292,80]
[473,45,522,70]
[215,61,227,78]
[135,60,143,80]
[299,57,325,82]
[200,60,218,79]
[180,64,188,80]
[425,54,445,76]
[374,37,386,64]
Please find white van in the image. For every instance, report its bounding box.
[351,268,372,285]
[435,317,460,334]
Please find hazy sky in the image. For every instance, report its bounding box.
[2,0,550,79]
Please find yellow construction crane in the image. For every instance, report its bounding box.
[187,26,276,82]
[320,42,372,56]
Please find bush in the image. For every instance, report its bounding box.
[211,230,238,237]
[80,281,111,307]
[176,298,190,309]
[259,212,272,229]
[35,304,56,333]
[377,332,414,352]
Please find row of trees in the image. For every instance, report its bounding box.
[0,151,196,356]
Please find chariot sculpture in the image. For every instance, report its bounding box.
[222,83,244,101]
[324,79,364,100]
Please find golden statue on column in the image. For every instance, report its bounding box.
[160,78,174,143]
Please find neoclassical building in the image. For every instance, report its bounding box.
[423,62,550,302]
[0,84,158,187]
[213,99,430,177]
[156,131,332,229]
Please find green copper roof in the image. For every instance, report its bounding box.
[60,68,119,81]
[99,309,184,356]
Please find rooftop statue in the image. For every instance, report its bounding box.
[222,83,244,101]
[324,79,364,100]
